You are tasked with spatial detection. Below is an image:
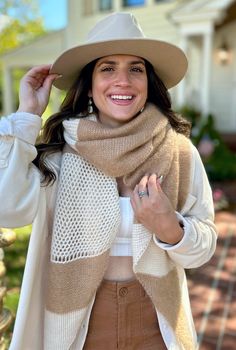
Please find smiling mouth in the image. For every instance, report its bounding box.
[110,95,133,100]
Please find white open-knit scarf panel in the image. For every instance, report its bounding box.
[51,153,120,263]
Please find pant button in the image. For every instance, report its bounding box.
[119,287,128,297]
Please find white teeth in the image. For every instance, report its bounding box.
[111,95,133,100]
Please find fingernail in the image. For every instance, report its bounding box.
[158,175,163,184]
[55,74,63,80]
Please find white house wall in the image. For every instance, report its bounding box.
[66,2,180,44]
[183,36,202,109]
[211,21,236,132]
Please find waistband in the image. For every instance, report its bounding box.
[96,279,147,304]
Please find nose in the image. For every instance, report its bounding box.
[114,70,131,86]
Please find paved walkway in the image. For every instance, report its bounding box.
[187,210,236,350]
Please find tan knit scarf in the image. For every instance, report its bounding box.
[44,103,196,349]
[76,103,190,210]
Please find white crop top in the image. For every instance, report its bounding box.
[110,197,133,256]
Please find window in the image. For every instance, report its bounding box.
[123,0,145,7]
[84,0,93,15]
[99,0,112,11]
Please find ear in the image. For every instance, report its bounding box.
[88,90,92,98]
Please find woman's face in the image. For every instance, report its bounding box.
[91,54,148,128]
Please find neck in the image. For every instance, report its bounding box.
[97,110,143,128]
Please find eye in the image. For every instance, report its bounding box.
[130,66,144,73]
[100,66,114,72]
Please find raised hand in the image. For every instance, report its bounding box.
[17,64,60,117]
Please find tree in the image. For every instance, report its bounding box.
[0,18,45,54]
[0,0,45,53]
[0,0,39,21]
[0,0,45,112]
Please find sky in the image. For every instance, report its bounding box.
[38,0,67,30]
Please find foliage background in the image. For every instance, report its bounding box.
[0,0,45,112]
[180,106,236,182]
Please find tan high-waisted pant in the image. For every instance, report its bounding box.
[83,279,167,349]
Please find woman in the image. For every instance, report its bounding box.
[0,12,216,350]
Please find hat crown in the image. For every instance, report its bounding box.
[51,12,188,90]
[86,12,146,43]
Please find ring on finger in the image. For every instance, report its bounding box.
[138,190,148,198]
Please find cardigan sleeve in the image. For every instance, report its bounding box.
[154,143,217,269]
[0,112,42,228]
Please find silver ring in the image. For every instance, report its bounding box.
[138,190,148,198]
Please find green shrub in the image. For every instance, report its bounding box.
[180,107,236,181]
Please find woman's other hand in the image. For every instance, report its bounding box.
[17,64,60,117]
[131,173,184,245]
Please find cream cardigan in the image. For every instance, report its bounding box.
[0,112,217,350]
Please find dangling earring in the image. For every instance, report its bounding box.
[87,97,94,114]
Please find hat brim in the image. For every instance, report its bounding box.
[50,38,187,90]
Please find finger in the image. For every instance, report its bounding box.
[131,185,144,223]
[132,184,142,206]
[22,65,51,83]
[147,173,158,197]
[138,174,149,190]
[156,175,164,192]
[21,65,52,90]
[130,185,138,211]
[156,175,163,185]
[135,174,149,207]
[137,174,149,201]
[27,64,52,76]
[42,73,61,92]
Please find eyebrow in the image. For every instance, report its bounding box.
[96,59,146,67]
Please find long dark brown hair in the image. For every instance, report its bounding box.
[33,58,191,185]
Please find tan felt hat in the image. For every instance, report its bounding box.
[50,12,188,90]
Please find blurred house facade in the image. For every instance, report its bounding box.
[1,0,236,137]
